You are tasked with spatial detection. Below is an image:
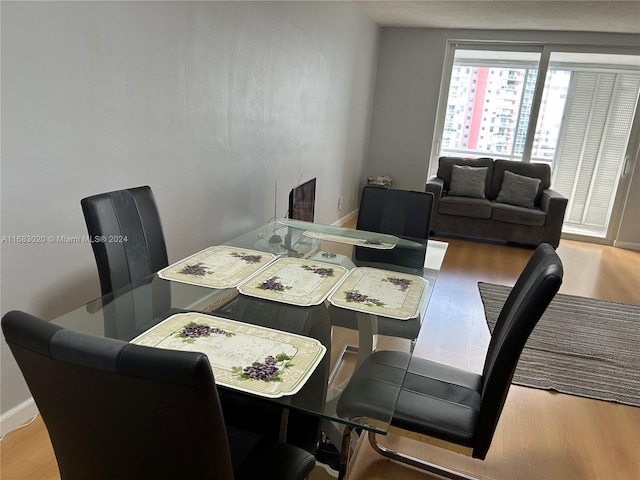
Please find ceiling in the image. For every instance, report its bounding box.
[352,1,640,35]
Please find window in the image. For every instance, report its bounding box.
[438,49,541,160]
[433,43,640,240]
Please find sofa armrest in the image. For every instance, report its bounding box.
[539,189,568,248]
[425,177,444,233]
[425,176,444,198]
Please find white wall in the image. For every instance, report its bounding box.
[366,27,640,246]
[0,1,380,428]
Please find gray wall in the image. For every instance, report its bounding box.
[0,1,379,420]
[366,27,640,245]
[617,159,640,246]
[615,100,640,247]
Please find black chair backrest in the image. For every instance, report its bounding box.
[81,186,168,296]
[355,186,434,269]
[2,310,234,479]
[357,185,433,239]
[474,244,563,459]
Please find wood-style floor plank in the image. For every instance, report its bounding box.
[0,416,59,480]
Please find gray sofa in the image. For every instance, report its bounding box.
[425,157,568,248]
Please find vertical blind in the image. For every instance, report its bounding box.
[552,70,640,232]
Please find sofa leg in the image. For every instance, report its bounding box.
[368,432,477,480]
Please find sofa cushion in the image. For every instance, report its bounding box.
[489,160,551,202]
[495,171,541,209]
[439,196,492,219]
[448,165,488,199]
[491,202,547,227]
[438,157,493,198]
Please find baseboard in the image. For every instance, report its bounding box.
[613,240,640,251]
[333,209,358,227]
[0,397,38,438]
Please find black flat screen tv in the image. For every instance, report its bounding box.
[288,178,316,222]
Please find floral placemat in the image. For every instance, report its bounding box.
[237,257,349,306]
[158,246,276,289]
[328,267,428,320]
[303,230,395,249]
[130,312,326,398]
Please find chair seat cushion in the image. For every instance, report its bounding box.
[336,350,409,422]
[439,196,492,219]
[228,426,316,480]
[491,202,546,226]
[336,351,482,447]
[392,356,482,446]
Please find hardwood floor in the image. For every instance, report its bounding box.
[1,235,639,480]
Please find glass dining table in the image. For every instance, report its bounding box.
[51,219,447,477]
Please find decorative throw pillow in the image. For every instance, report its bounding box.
[496,170,541,209]
[448,165,488,199]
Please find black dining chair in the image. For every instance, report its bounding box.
[2,310,316,480]
[354,185,434,270]
[81,186,171,341]
[320,186,436,471]
[336,243,563,479]
[327,186,435,370]
[81,186,321,456]
[81,185,169,297]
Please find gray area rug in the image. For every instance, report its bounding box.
[479,282,640,407]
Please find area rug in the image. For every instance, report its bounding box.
[478,282,640,407]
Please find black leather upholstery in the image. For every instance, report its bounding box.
[337,243,563,461]
[2,311,316,480]
[354,186,434,269]
[81,186,171,341]
[80,186,321,457]
[81,186,169,296]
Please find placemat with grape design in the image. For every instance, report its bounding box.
[158,246,276,288]
[237,257,349,306]
[328,267,427,320]
[131,312,326,398]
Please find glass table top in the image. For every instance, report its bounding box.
[278,218,425,249]
[51,220,446,435]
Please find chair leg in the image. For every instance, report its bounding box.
[368,432,478,480]
[338,425,355,480]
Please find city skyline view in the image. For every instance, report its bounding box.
[442,64,571,163]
